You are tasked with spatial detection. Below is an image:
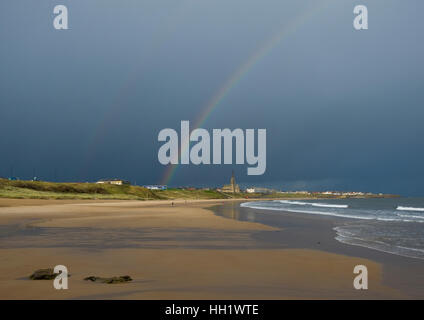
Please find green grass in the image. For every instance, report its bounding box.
[155,188,230,200]
[0,179,246,200]
[0,178,159,200]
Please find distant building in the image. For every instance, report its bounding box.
[221,171,240,193]
[96,179,130,186]
[144,185,167,190]
[245,187,273,194]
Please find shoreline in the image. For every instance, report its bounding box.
[212,201,424,298]
[0,198,419,299]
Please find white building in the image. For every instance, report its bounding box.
[245,187,273,194]
[96,179,130,186]
[144,185,167,190]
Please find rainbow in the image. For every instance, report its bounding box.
[161,0,333,185]
[79,0,194,177]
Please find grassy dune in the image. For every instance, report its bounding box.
[0,179,159,200]
[0,179,238,200]
[158,188,235,200]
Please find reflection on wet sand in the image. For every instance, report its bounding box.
[218,202,256,222]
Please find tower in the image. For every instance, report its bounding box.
[221,170,240,193]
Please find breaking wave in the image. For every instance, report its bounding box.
[397,206,424,212]
[279,200,348,208]
[241,198,424,260]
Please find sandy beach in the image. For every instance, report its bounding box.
[0,198,413,299]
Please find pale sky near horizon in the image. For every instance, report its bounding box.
[0,1,423,195]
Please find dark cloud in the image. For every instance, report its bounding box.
[0,0,423,196]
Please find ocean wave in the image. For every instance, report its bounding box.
[334,227,424,260]
[242,200,424,260]
[396,245,424,253]
[396,206,424,212]
[241,202,424,223]
[241,202,371,220]
[278,200,308,205]
[310,203,348,208]
[278,200,348,208]
[397,214,424,219]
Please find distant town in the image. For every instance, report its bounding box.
[95,170,393,198]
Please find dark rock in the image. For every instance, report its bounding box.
[29,268,56,280]
[84,276,97,282]
[29,268,70,280]
[84,275,132,284]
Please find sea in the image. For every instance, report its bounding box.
[241,198,424,260]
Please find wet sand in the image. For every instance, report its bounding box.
[0,198,414,299]
[215,201,424,298]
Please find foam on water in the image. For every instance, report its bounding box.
[334,226,424,260]
[310,203,348,208]
[241,202,372,220]
[241,200,424,223]
[279,200,309,205]
[241,198,424,260]
[397,206,424,212]
[279,200,348,208]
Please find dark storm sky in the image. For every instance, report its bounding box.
[0,0,423,195]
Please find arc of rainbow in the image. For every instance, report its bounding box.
[161,0,333,186]
[79,0,195,178]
